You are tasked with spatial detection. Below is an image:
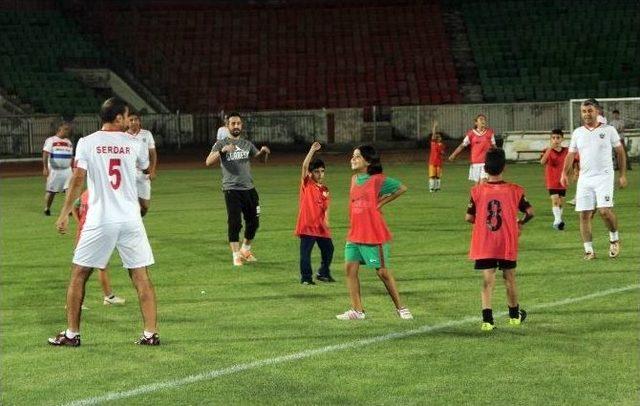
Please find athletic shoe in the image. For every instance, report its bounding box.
[240,249,257,262]
[481,322,496,331]
[509,309,527,326]
[336,309,365,320]
[301,280,316,285]
[316,274,336,283]
[233,256,243,266]
[396,307,413,320]
[48,331,80,347]
[609,240,620,258]
[583,251,596,260]
[44,209,51,216]
[567,198,576,206]
[103,295,125,305]
[135,333,160,346]
[557,221,565,231]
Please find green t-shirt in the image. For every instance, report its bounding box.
[355,174,401,196]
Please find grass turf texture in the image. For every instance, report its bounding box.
[1,161,638,405]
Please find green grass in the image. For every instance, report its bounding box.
[1,161,638,405]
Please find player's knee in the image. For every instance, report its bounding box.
[597,207,611,217]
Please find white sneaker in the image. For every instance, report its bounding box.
[103,295,125,305]
[240,249,257,262]
[396,307,413,320]
[336,309,365,320]
[233,256,243,266]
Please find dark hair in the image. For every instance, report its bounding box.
[356,144,383,175]
[227,111,242,120]
[484,148,506,176]
[551,128,563,136]
[128,109,140,118]
[612,109,620,114]
[309,158,325,171]
[582,98,601,109]
[100,97,129,123]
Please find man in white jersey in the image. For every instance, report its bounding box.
[42,121,73,215]
[127,111,157,217]
[48,97,160,347]
[561,99,627,260]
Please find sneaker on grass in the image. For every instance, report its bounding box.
[336,309,365,320]
[48,331,80,347]
[103,295,125,305]
[396,307,413,320]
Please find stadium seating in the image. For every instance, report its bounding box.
[0,9,103,114]
[80,1,462,112]
[459,0,639,102]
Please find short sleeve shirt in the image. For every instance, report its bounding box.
[354,173,401,195]
[211,138,260,190]
[43,135,73,169]
[75,130,149,227]
[569,124,620,177]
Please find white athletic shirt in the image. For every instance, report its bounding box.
[128,129,156,171]
[75,130,149,227]
[569,124,621,178]
[216,126,230,141]
[43,135,73,170]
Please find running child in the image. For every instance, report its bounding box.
[465,148,534,331]
[428,120,446,192]
[336,145,412,320]
[295,142,335,285]
[72,190,125,305]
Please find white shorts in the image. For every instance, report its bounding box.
[73,220,155,269]
[136,173,151,200]
[575,175,614,211]
[46,168,72,193]
[468,163,487,182]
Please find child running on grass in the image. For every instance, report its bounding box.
[428,120,446,192]
[295,142,335,285]
[336,145,412,320]
[465,148,534,331]
[72,190,125,306]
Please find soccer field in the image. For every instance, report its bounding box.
[1,160,638,405]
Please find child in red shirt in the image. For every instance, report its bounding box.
[295,142,334,285]
[465,148,534,331]
[540,129,578,230]
[72,190,125,305]
[428,120,446,192]
[336,145,412,320]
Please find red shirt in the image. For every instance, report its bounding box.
[295,176,331,238]
[467,182,530,261]
[465,128,495,164]
[429,141,445,166]
[347,174,392,244]
[542,147,568,190]
[75,190,89,244]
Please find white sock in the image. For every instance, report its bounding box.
[609,231,619,242]
[583,242,594,253]
[65,329,79,338]
[143,330,155,339]
[435,179,441,189]
[233,251,242,259]
[552,207,562,223]
[241,243,251,252]
[429,179,435,190]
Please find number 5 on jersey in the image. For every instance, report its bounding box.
[109,158,122,190]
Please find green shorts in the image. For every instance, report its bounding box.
[345,242,390,269]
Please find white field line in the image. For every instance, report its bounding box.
[63,284,639,406]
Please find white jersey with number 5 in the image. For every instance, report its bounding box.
[75,130,149,228]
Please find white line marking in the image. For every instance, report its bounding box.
[63,284,639,406]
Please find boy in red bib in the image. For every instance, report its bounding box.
[72,190,125,306]
[295,142,334,285]
[465,148,534,331]
[336,145,412,320]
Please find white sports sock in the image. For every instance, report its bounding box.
[241,243,251,252]
[552,207,562,223]
[233,251,242,259]
[435,178,441,189]
[428,179,435,190]
[583,242,594,253]
[143,330,155,339]
[65,329,79,338]
[609,231,619,242]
